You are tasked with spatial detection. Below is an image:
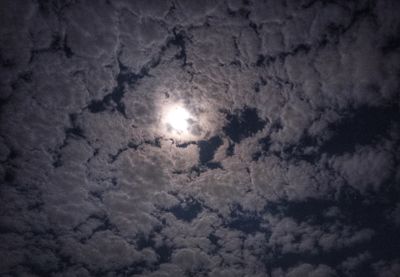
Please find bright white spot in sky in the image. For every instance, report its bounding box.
[165,106,191,133]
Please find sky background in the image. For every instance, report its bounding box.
[1,0,400,276]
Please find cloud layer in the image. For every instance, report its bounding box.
[1,0,399,276]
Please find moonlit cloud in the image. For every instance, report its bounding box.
[0,0,399,276]
[165,105,191,133]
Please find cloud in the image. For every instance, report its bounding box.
[373,259,400,277]
[330,144,393,192]
[0,0,399,276]
[340,251,371,275]
[266,215,374,254]
[272,263,337,277]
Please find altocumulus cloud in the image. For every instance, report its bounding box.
[0,0,399,276]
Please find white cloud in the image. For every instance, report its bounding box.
[266,215,374,254]
[340,251,371,274]
[0,0,399,275]
[272,263,337,277]
[330,145,393,192]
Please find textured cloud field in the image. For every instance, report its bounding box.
[1,0,400,276]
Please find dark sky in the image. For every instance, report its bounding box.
[1,0,400,276]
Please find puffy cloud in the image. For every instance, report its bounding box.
[272,263,337,277]
[266,215,374,254]
[330,145,393,192]
[0,0,399,276]
[340,251,371,275]
[373,259,400,277]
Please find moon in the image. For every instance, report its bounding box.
[164,105,192,135]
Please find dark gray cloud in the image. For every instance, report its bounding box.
[1,0,399,276]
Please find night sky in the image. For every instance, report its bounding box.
[1,0,400,276]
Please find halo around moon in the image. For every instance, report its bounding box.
[165,106,191,133]
[161,103,195,139]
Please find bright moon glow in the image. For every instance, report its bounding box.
[165,106,191,133]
